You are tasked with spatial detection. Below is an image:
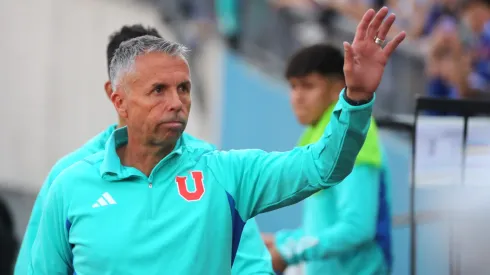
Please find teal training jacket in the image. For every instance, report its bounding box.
[275,160,392,274]
[29,91,373,274]
[17,127,272,274]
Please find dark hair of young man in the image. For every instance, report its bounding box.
[285,44,344,81]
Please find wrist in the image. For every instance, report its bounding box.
[277,245,300,265]
[344,87,373,105]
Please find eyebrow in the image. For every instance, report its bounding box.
[177,80,191,87]
[148,80,191,91]
[151,82,168,89]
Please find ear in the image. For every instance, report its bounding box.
[111,89,128,119]
[104,81,112,100]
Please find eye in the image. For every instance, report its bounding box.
[177,84,190,94]
[302,82,314,90]
[153,84,164,94]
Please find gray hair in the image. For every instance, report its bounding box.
[109,35,189,90]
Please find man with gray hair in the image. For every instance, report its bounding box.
[17,24,274,275]
[30,7,405,274]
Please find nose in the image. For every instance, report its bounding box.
[168,89,183,112]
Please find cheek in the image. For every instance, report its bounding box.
[305,91,326,108]
[291,97,305,114]
[182,96,191,112]
[307,94,329,116]
[147,103,167,119]
[127,98,152,122]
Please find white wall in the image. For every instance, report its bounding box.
[0,0,223,193]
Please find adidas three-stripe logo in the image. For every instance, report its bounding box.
[92,192,117,208]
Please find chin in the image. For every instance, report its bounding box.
[166,129,183,140]
[297,117,312,126]
[151,133,182,147]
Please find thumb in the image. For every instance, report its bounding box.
[343,41,354,73]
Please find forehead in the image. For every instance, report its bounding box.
[133,52,190,84]
[288,73,327,83]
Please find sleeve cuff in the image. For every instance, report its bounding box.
[275,230,303,265]
[339,88,375,111]
[275,230,311,265]
[277,243,302,265]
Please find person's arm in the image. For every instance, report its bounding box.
[208,89,373,220]
[275,228,304,245]
[15,157,77,275]
[29,178,73,275]
[232,219,274,275]
[15,176,53,275]
[275,165,381,264]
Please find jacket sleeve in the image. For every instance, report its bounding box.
[29,178,73,275]
[275,165,381,264]
[208,90,374,220]
[231,219,274,275]
[16,157,77,275]
[15,177,51,275]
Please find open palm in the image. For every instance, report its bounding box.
[343,8,406,100]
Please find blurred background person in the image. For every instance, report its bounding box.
[263,44,392,275]
[460,0,490,96]
[423,0,490,106]
[425,18,467,101]
[0,198,17,275]
[414,0,460,39]
[215,0,241,50]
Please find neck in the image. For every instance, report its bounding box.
[118,136,176,177]
[117,117,126,129]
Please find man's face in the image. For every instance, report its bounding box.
[112,52,191,146]
[462,4,485,33]
[289,73,332,126]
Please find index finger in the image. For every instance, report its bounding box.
[354,9,376,43]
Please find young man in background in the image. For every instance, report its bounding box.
[264,44,393,275]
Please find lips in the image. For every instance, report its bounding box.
[162,121,184,127]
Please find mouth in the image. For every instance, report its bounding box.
[160,121,185,129]
[163,121,183,126]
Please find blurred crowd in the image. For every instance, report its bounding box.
[151,0,490,104]
[259,0,490,101]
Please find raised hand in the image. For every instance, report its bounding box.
[343,7,406,101]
